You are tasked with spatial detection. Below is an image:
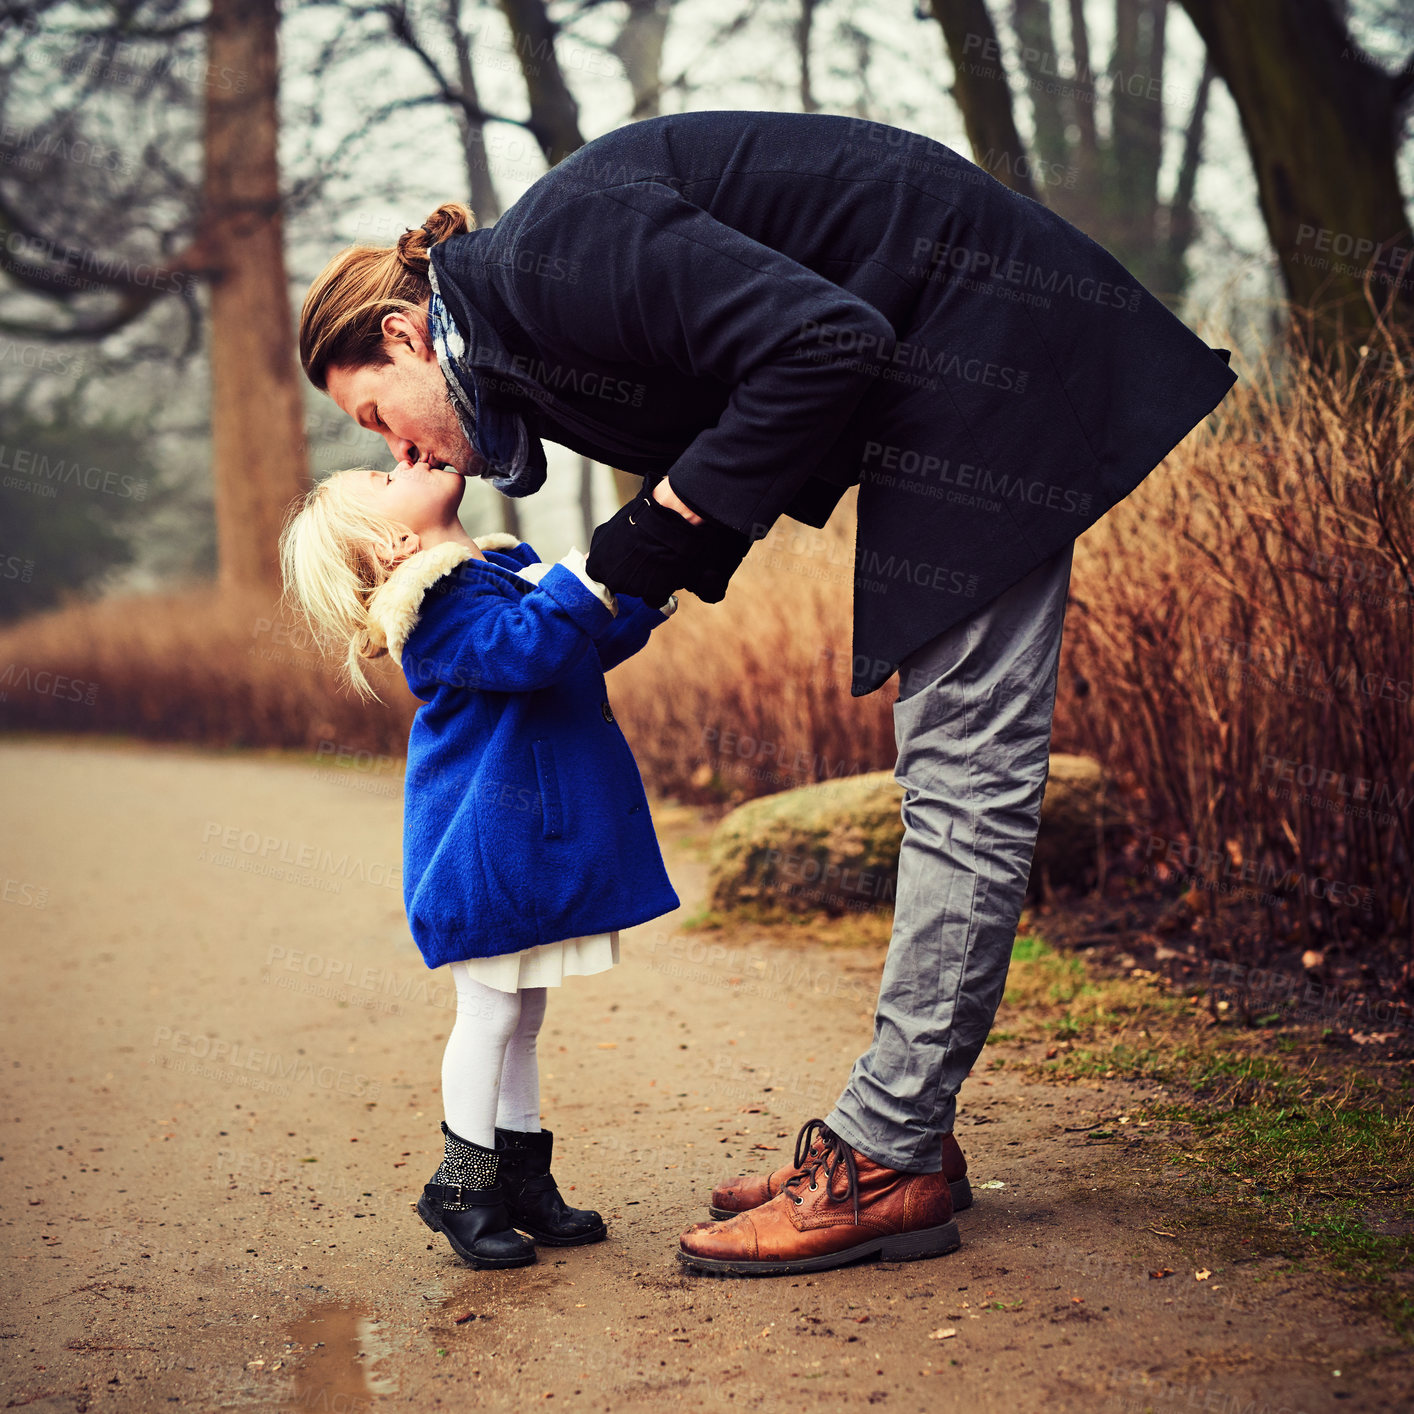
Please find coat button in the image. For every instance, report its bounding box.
[601,701,615,723]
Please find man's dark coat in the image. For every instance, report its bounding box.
[430,109,1237,696]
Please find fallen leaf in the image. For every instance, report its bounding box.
[1148,1268,1174,1280]
[927,1328,957,1340]
[978,1180,1006,1190]
[1194,1269,1211,1281]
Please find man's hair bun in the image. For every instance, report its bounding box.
[395,202,476,270]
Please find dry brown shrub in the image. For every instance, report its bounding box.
[4,342,1410,965]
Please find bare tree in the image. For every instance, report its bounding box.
[0,0,308,593]
[926,0,1039,200]
[609,0,673,119]
[1178,0,1414,356]
[202,0,309,590]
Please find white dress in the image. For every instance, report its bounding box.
[449,552,675,995]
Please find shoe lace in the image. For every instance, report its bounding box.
[781,1118,860,1226]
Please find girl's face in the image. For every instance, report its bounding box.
[343,460,466,541]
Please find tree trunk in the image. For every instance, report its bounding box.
[1064,0,1101,208]
[579,454,596,545]
[1149,55,1214,300]
[437,0,521,536]
[798,0,820,113]
[497,0,586,165]
[1104,0,1167,283]
[926,0,1038,200]
[1011,0,1069,175]
[1178,0,1414,355]
[609,0,672,120]
[444,0,501,225]
[202,0,309,593]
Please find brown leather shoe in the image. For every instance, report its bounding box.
[679,1119,961,1276]
[708,1128,972,1219]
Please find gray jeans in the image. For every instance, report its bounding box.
[825,539,1075,1172]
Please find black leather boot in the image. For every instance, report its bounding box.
[495,1126,607,1246]
[417,1122,537,1269]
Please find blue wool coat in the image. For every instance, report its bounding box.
[365,534,681,968]
[428,108,1238,696]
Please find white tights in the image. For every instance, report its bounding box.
[441,964,547,1146]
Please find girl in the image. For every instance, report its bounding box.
[279,457,681,1269]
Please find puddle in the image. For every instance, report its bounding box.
[286,1302,399,1409]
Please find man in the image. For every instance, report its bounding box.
[300,109,1237,1276]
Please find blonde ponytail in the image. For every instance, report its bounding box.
[299,201,476,391]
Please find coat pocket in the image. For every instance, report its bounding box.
[531,739,564,840]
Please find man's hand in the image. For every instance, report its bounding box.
[587,475,752,604]
[586,485,701,606]
[651,477,704,525]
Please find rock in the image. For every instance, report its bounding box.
[1026,753,1127,898]
[706,753,1122,918]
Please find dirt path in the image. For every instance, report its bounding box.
[2,740,1408,1413]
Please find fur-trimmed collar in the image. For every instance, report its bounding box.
[366,532,521,665]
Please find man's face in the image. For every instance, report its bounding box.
[325,313,487,478]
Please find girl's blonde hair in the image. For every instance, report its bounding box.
[299,201,475,391]
[278,469,415,700]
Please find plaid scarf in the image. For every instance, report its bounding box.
[425,262,547,497]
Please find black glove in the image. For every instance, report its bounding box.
[587,478,752,605]
[676,500,752,603]
[587,486,703,606]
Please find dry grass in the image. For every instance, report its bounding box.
[2,341,1410,963]
[0,583,417,754]
[606,496,896,806]
[1056,337,1413,970]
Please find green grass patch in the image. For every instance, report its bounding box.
[1147,1098,1414,1335]
[996,930,1414,1337]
